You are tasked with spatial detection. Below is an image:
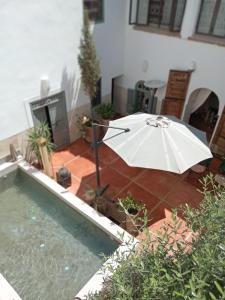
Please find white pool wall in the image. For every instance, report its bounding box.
[0,160,138,299]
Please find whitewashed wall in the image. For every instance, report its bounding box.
[1,0,225,151]
[0,0,126,142]
[118,0,225,118]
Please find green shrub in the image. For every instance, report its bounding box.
[87,175,225,300]
[95,103,115,119]
[119,193,144,215]
[27,122,54,165]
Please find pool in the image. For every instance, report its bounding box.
[0,165,119,300]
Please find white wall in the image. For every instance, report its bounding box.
[119,0,225,117]
[2,0,225,145]
[0,0,126,141]
[93,0,126,97]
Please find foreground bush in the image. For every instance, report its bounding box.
[88,176,225,300]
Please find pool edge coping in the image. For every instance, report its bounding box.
[0,160,138,299]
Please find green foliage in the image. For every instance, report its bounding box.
[119,193,144,215]
[27,122,54,164]
[78,10,100,102]
[87,175,225,300]
[95,103,115,120]
[76,115,92,131]
[219,158,225,174]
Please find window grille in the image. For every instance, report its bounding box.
[84,0,104,22]
[196,0,225,37]
[129,0,186,32]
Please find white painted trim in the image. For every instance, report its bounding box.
[209,114,221,146]
[181,0,202,39]
[0,274,22,300]
[23,87,63,128]
[0,161,18,177]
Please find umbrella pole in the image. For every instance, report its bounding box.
[92,123,101,194]
[92,122,130,197]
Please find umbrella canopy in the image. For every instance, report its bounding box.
[103,113,212,174]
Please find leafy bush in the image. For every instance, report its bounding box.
[27,122,54,165]
[119,193,144,215]
[95,103,115,120]
[76,115,92,130]
[87,175,225,300]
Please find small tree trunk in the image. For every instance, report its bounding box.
[37,137,53,178]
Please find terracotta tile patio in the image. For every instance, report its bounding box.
[51,138,220,241]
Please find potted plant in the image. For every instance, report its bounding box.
[84,188,107,214]
[119,193,143,235]
[95,103,115,132]
[76,115,101,143]
[27,122,54,168]
[84,188,96,205]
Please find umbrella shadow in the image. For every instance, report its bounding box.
[53,139,218,236]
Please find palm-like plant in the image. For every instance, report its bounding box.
[27,122,54,165]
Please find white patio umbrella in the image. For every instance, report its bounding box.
[103,113,212,174]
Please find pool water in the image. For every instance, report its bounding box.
[0,169,118,300]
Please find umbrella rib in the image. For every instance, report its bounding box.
[112,124,145,152]
[161,129,181,173]
[102,130,129,143]
[173,124,210,153]
[164,130,188,173]
[116,124,155,165]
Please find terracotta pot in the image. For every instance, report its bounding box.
[92,196,107,215]
[101,118,110,134]
[84,189,96,205]
[96,196,108,215]
[84,125,101,143]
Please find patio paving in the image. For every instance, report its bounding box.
[51,138,220,241]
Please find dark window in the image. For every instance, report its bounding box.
[196,0,225,37]
[84,0,104,23]
[129,0,186,32]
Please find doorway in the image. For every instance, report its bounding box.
[188,89,219,141]
[30,91,70,149]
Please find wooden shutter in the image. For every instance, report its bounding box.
[161,70,192,118]
[212,106,225,157]
[129,0,138,24]
[162,99,183,118]
[32,107,47,126]
[48,92,70,149]
[30,92,70,149]
[129,0,150,25]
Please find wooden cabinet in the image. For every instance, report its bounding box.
[166,70,191,100]
[161,70,192,118]
[162,99,184,118]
